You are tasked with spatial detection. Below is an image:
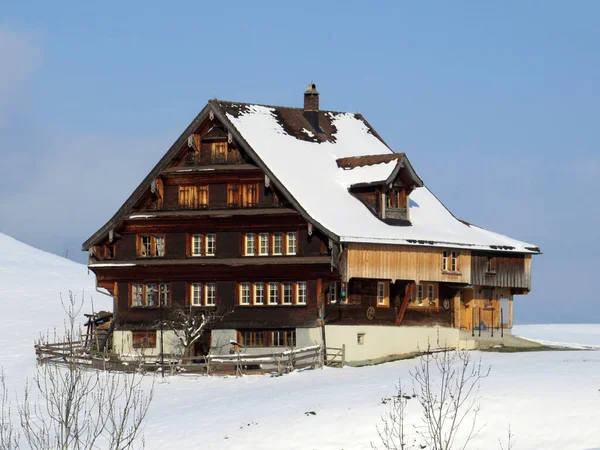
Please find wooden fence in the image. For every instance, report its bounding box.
[35,341,344,376]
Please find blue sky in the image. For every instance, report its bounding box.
[1,1,598,323]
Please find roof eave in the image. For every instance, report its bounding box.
[81,103,214,250]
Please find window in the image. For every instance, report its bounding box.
[273,233,283,255]
[159,284,170,306]
[238,330,295,347]
[297,282,307,305]
[282,282,293,305]
[132,284,144,307]
[245,233,255,256]
[240,282,251,305]
[259,233,269,255]
[377,281,386,306]
[357,333,365,345]
[268,282,279,305]
[416,284,424,305]
[205,234,216,256]
[427,284,435,306]
[486,256,496,273]
[205,283,216,306]
[254,282,265,305]
[287,232,297,255]
[132,331,156,349]
[189,283,216,306]
[191,234,203,256]
[227,183,258,208]
[386,189,407,209]
[138,235,165,258]
[329,282,337,304]
[179,185,209,209]
[442,251,448,271]
[131,283,169,307]
[212,141,227,163]
[271,330,296,347]
[191,283,202,306]
[190,234,216,257]
[451,251,458,272]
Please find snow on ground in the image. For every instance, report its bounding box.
[514,324,600,349]
[2,233,600,449]
[0,233,110,396]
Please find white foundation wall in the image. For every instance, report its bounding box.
[113,330,184,359]
[210,328,323,355]
[324,325,463,363]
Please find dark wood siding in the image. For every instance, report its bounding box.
[471,252,531,289]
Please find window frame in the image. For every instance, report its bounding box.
[272,233,283,256]
[296,281,307,305]
[239,282,251,305]
[282,282,293,305]
[191,283,203,306]
[130,282,170,308]
[286,232,297,255]
[205,234,216,256]
[205,283,216,306]
[259,233,269,256]
[254,282,265,305]
[377,281,386,306]
[137,234,166,258]
[416,284,424,305]
[268,282,279,305]
[244,233,256,256]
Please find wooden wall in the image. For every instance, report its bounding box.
[470,252,531,290]
[346,243,472,284]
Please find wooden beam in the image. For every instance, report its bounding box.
[395,282,415,326]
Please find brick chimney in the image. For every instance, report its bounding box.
[303,83,320,132]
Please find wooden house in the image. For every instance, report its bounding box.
[82,85,540,362]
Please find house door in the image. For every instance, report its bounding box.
[460,289,474,330]
[192,331,212,357]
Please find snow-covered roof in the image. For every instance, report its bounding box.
[222,103,539,254]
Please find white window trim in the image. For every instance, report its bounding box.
[442,250,448,271]
[282,282,293,305]
[191,234,203,257]
[245,233,255,257]
[240,282,251,305]
[272,233,283,256]
[259,233,269,256]
[191,283,202,306]
[205,234,216,257]
[205,283,216,306]
[268,282,279,305]
[296,282,307,305]
[254,283,265,305]
[286,232,297,256]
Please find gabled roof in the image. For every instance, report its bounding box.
[83,99,540,254]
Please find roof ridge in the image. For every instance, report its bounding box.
[210,98,359,117]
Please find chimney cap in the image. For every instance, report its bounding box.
[304,83,319,95]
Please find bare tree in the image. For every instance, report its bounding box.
[498,425,515,450]
[18,291,154,450]
[372,380,409,450]
[163,305,229,359]
[373,348,495,450]
[0,369,19,449]
[412,348,490,450]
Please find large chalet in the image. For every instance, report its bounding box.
[83,85,540,362]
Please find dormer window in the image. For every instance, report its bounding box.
[386,188,408,209]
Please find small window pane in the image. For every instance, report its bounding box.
[245,233,255,256]
[205,234,216,256]
[282,282,292,305]
[254,283,264,305]
[205,283,216,306]
[297,282,307,305]
[146,284,158,307]
[273,233,283,255]
[191,283,202,306]
[268,282,279,304]
[259,233,269,255]
[192,234,203,256]
[240,282,250,305]
[287,232,297,255]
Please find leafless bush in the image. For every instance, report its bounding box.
[372,380,409,450]
[374,348,493,450]
[0,369,19,449]
[16,291,154,450]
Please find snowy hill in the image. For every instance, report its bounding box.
[0,233,109,386]
[1,233,600,449]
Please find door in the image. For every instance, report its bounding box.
[460,289,474,330]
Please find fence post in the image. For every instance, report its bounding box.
[319,344,324,370]
[472,307,475,337]
[501,308,504,338]
[341,344,346,368]
[478,308,481,337]
[491,309,494,338]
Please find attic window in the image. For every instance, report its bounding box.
[386,188,407,209]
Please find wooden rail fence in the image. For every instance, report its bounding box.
[35,341,345,376]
